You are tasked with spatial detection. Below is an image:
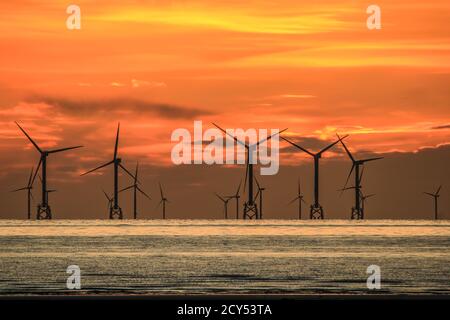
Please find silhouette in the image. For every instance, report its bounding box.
[226,181,241,219]
[254,177,265,219]
[281,135,347,219]
[215,193,231,219]
[213,123,286,219]
[11,167,36,219]
[338,134,383,220]
[119,162,151,219]
[157,182,169,219]
[361,192,375,219]
[288,178,306,220]
[81,123,135,219]
[424,185,442,220]
[16,122,83,219]
[102,189,114,215]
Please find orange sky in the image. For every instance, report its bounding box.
[0,1,449,218]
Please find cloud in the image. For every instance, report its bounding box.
[431,124,450,130]
[131,79,166,88]
[26,96,213,119]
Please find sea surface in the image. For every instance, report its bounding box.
[0,219,449,295]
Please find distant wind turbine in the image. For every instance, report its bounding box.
[288,178,306,220]
[11,166,36,219]
[120,162,151,219]
[424,185,442,220]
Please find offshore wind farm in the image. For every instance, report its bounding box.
[0,0,449,299]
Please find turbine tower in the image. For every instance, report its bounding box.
[424,185,442,220]
[213,123,286,220]
[16,122,83,220]
[215,193,230,219]
[81,123,135,219]
[288,178,306,219]
[157,182,169,219]
[281,135,347,219]
[254,177,265,219]
[120,162,151,219]
[338,134,383,220]
[11,167,36,219]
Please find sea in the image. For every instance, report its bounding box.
[0,219,449,295]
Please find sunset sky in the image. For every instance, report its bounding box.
[0,0,449,219]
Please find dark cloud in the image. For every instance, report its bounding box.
[431,124,450,130]
[26,96,213,119]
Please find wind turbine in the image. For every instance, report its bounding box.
[11,167,35,219]
[424,185,442,220]
[15,122,83,219]
[213,123,286,219]
[119,162,151,219]
[102,189,114,215]
[254,177,265,219]
[281,134,347,219]
[338,134,383,220]
[215,193,230,219]
[81,123,135,219]
[288,178,306,219]
[361,192,375,219]
[157,182,169,219]
[226,181,241,219]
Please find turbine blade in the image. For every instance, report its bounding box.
[255,128,288,147]
[359,166,365,183]
[114,123,120,160]
[215,193,226,202]
[137,186,151,200]
[254,176,261,191]
[288,196,299,205]
[319,135,348,155]
[81,160,114,176]
[119,185,134,193]
[297,178,301,195]
[243,157,249,194]
[159,182,164,199]
[119,163,138,181]
[436,185,442,195]
[134,162,139,184]
[212,123,248,149]
[280,137,314,156]
[424,192,434,197]
[155,199,163,210]
[235,180,242,196]
[366,194,376,199]
[48,145,83,154]
[27,166,34,187]
[360,156,384,163]
[102,189,111,201]
[336,133,354,162]
[15,122,42,153]
[30,191,34,201]
[31,158,42,186]
[340,164,355,196]
[301,198,307,204]
[11,187,28,192]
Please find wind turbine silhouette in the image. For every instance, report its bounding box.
[226,181,241,219]
[424,185,442,220]
[157,182,169,219]
[102,189,114,215]
[11,167,36,219]
[16,122,83,219]
[338,134,383,220]
[288,178,306,219]
[81,123,135,219]
[213,123,286,219]
[215,193,230,219]
[281,134,347,219]
[119,162,151,219]
[361,192,375,219]
[254,177,265,219]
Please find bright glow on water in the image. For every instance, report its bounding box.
[0,219,449,295]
